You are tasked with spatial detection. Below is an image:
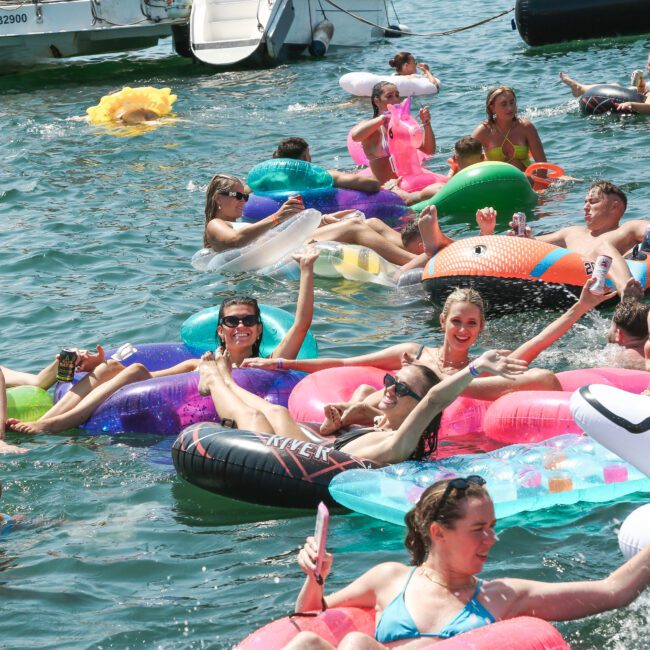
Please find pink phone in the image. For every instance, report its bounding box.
[314,502,329,583]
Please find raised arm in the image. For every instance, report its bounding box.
[350,115,389,143]
[501,540,650,621]
[617,101,650,114]
[241,342,421,372]
[270,246,319,360]
[510,278,616,364]
[419,106,436,155]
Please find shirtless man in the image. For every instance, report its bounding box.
[606,295,649,369]
[272,137,381,193]
[514,181,649,299]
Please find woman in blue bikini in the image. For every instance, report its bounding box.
[288,477,650,648]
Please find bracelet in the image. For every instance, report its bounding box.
[468,362,481,378]
[276,358,284,369]
[272,214,280,226]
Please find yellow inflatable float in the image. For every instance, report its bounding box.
[86,87,177,125]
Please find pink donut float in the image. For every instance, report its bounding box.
[287,366,489,440]
[237,607,568,649]
[484,368,650,444]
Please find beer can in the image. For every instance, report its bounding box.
[590,254,613,295]
[512,212,527,236]
[56,348,78,383]
[631,70,644,90]
[641,224,650,253]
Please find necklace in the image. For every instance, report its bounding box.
[419,566,477,592]
[436,348,467,372]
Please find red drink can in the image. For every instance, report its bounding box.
[56,348,78,382]
[590,254,613,295]
[512,212,526,236]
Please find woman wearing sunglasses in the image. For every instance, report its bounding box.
[194,346,526,466]
[286,476,650,649]
[6,251,319,435]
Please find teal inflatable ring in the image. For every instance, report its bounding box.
[246,159,334,195]
[411,161,538,223]
[180,303,319,358]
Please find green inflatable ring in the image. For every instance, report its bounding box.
[180,303,319,358]
[246,159,333,195]
[411,161,538,223]
[7,386,53,421]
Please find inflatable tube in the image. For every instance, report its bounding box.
[242,187,408,224]
[421,236,650,315]
[246,159,333,194]
[86,86,176,124]
[260,242,401,288]
[411,161,538,220]
[172,423,376,508]
[525,162,565,191]
[239,609,567,649]
[579,84,645,116]
[329,434,650,526]
[618,504,650,560]
[385,97,449,192]
[192,209,322,273]
[78,368,305,435]
[339,71,440,97]
[6,386,53,421]
[515,0,650,47]
[180,303,319,358]
[288,367,491,443]
[570,384,650,477]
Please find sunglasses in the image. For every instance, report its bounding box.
[218,190,249,202]
[383,373,422,401]
[431,475,487,523]
[219,315,260,328]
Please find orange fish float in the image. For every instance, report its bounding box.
[422,236,650,314]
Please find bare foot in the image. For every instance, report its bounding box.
[214,348,234,379]
[559,72,585,98]
[0,440,27,454]
[197,356,219,396]
[7,420,49,434]
[320,405,343,435]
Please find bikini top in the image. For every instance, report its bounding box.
[374,567,495,644]
[363,125,391,162]
[484,125,531,166]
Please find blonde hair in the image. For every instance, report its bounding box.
[440,287,486,324]
[485,85,517,124]
[203,173,243,246]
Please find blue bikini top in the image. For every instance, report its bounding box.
[374,567,495,644]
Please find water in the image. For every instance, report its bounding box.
[1,0,649,647]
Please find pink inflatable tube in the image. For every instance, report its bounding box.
[237,607,568,649]
[287,366,488,439]
[484,368,650,444]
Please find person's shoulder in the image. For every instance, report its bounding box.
[368,561,410,579]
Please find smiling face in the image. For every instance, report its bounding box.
[215,180,247,222]
[216,303,262,355]
[434,496,497,575]
[583,188,621,233]
[378,365,426,421]
[440,302,484,353]
[490,90,517,121]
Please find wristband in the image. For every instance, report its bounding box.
[276,358,284,369]
[468,362,480,378]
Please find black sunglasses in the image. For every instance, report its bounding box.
[431,475,487,523]
[219,315,260,328]
[218,190,249,202]
[383,373,422,401]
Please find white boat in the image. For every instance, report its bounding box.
[188,0,392,67]
[0,0,192,70]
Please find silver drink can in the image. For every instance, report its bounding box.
[590,255,613,295]
[512,212,526,236]
[631,70,644,89]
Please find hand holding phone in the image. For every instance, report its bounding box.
[313,502,329,584]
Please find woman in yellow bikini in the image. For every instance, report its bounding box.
[471,86,547,173]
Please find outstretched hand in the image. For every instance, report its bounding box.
[578,276,617,307]
[621,277,644,302]
[418,106,431,125]
[240,357,278,369]
[76,344,105,373]
[475,207,497,236]
[274,196,305,223]
[292,244,320,267]
[474,349,528,379]
[0,439,27,455]
[298,535,333,583]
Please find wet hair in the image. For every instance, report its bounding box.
[203,173,243,246]
[403,363,443,461]
[216,297,263,356]
[404,478,489,565]
[589,180,627,211]
[613,299,649,339]
[388,51,414,73]
[371,81,399,117]
[273,137,309,160]
[485,85,517,124]
[400,220,422,249]
[454,136,482,159]
[440,288,486,326]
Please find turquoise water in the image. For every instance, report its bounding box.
[1,0,650,646]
